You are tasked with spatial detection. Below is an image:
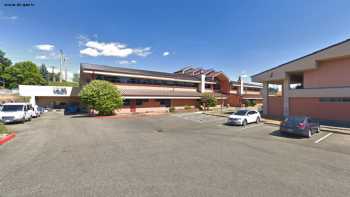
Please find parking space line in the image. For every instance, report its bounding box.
[240,124,263,130]
[315,133,333,144]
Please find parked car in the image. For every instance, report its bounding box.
[37,106,45,114]
[227,110,261,126]
[280,116,320,138]
[25,104,37,118]
[0,103,32,123]
[64,103,80,115]
[32,105,41,118]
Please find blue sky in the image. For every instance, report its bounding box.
[1,0,350,81]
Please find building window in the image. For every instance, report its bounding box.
[289,73,304,89]
[319,97,350,103]
[136,99,148,106]
[156,99,171,107]
[94,74,197,87]
[123,99,130,106]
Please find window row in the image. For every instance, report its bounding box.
[319,97,350,103]
[95,75,198,87]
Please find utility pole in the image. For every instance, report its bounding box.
[59,49,63,82]
[64,57,68,81]
[51,66,56,82]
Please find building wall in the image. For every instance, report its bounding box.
[304,57,350,88]
[268,96,283,117]
[172,99,198,107]
[227,95,241,107]
[36,96,80,107]
[289,97,350,122]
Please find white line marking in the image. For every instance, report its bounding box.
[315,133,333,144]
[240,124,263,130]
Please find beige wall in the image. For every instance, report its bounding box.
[289,97,350,122]
[304,57,350,88]
[268,96,283,117]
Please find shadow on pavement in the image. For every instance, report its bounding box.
[270,130,305,139]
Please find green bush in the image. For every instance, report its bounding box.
[200,93,217,110]
[169,106,175,112]
[244,100,256,107]
[80,80,123,116]
[184,105,192,110]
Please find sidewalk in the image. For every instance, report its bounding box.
[203,111,350,135]
[262,118,350,135]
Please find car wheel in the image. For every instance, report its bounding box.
[256,117,260,124]
[242,120,247,127]
[307,129,312,138]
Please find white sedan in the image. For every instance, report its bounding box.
[227,110,261,126]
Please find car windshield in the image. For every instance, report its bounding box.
[285,116,305,124]
[1,105,24,112]
[234,110,248,116]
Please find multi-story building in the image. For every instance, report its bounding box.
[19,63,263,113]
[252,38,350,124]
[80,63,230,113]
[228,79,263,107]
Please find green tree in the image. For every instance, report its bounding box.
[0,50,12,73]
[39,64,49,81]
[0,50,12,87]
[48,72,60,82]
[72,73,80,83]
[200,92,217,110]
[80,80,123,116]
[2,61,48,89]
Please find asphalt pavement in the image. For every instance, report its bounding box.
[1,111,350,197]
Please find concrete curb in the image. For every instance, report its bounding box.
[262,121,350,136]
[0,132,16,145]
[202,112,229,118]
[204,113,350,136]
[320,127,350,135]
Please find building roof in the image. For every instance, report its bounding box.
[119,88,226,98]
[251,38,350,80]
[81,63,204,82]
[230,81,263,88]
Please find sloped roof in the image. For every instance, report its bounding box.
[252,38,350,80]
[81,63,202,82]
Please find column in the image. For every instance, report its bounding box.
[262,82,268,115]
[282,76,290,117]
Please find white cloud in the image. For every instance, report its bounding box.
[79,39,151,58]
[35,44,55,51]
[133,47,152,57]
[35,55,48,60]
[80,48,99,57]
[118,60,137,65]
[162,51,170,56]
[0,16,18,20]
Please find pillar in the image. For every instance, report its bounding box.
[262,82,268,115]
[282,76,290,117]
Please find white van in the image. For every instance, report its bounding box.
[0,103,32,123]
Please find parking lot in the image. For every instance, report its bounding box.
[1,112,350,197]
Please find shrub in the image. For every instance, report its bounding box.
[184,105,192,110]
[80,80,123,116]
[169,106,175,112]
[200,93,217,110]
[244,100,256,107]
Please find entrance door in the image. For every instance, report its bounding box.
[130,99,136,112]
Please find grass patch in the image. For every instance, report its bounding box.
[0,123,10,135]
